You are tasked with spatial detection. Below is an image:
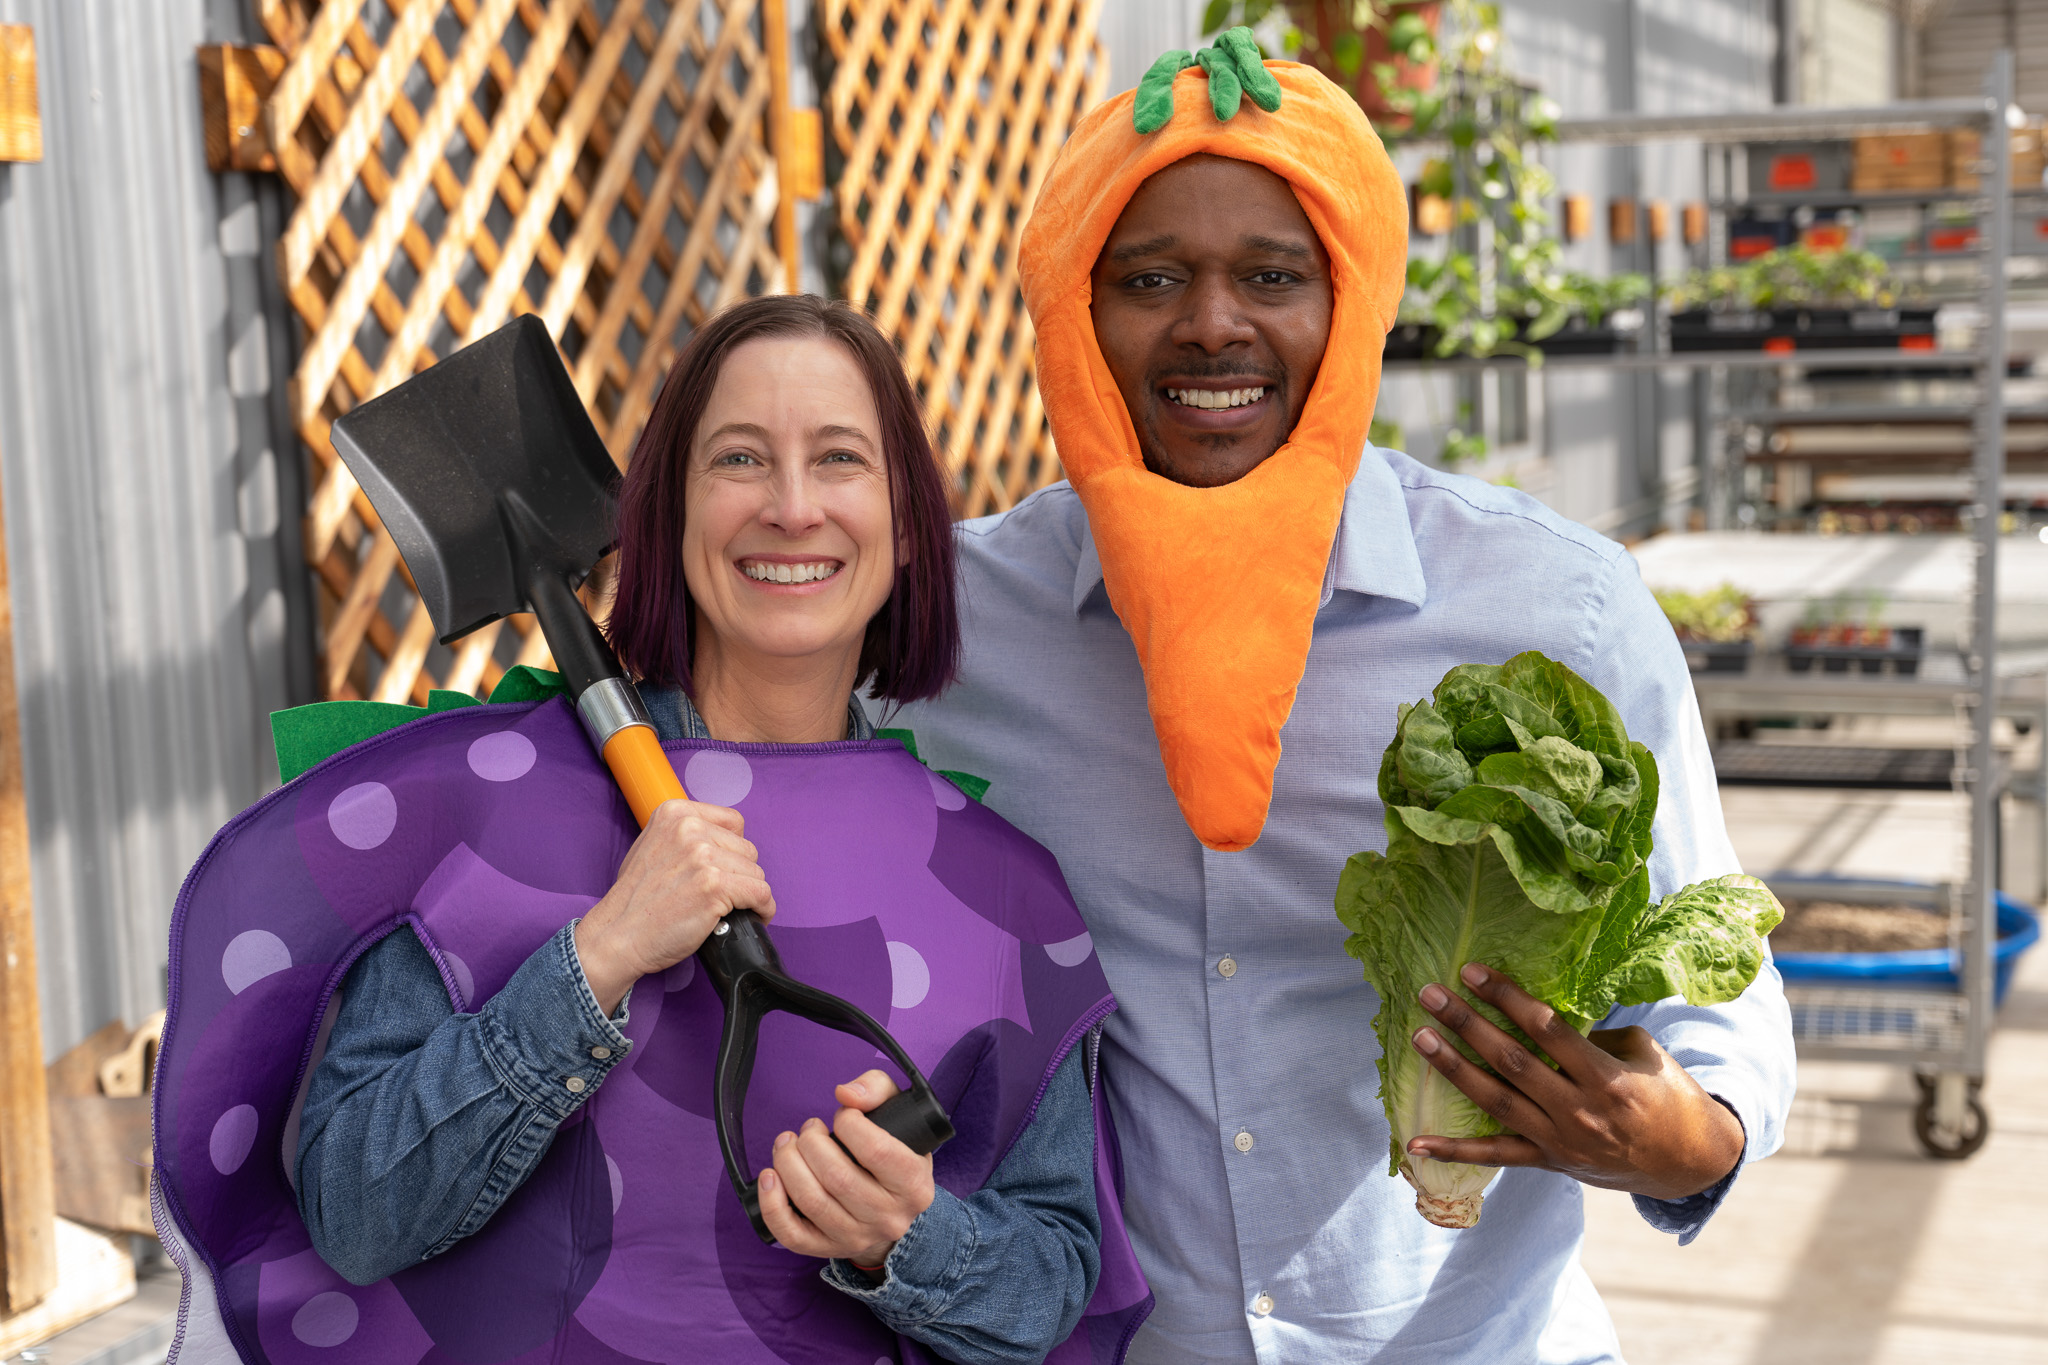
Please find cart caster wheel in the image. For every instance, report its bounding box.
[1913,1092,1989,1159]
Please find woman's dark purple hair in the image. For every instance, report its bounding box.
[606,294,959,704]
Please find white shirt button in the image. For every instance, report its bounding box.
[590,1046,612,1060]
[564,1076,587,1093]
[1233,1130,1254,1153]
[1217,956,1237,978]
[1252,1293,1275,1317]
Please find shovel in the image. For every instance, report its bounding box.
[330,315,954,1244]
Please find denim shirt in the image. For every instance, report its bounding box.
[295,690,1104,1365]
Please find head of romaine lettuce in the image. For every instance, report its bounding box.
[1335,651,1782,1228]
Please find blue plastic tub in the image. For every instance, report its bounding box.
[1771,879,2042,1006]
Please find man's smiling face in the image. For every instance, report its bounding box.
[1088,154,1334,489]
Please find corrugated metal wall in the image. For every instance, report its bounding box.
[1912,0,2047,111]
[0,0,312,1062]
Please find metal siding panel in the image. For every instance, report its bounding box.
[0,0,306,1060]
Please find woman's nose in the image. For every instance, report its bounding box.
[761,469,826,535]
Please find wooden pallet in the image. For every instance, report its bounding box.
[822,0,1107,517]
[252,0,791,702]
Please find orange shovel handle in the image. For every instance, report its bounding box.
[602,723,689,827]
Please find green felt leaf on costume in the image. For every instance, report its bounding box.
[877,726,921,760]
[939,770,992,803]
[272,702,431,783]
[877,728,993,802]
[1134,48,1196,134]
[271,689,488,782]
[1217,27,1281,111]
[1196,46,1243,120]
[487,665,570,704]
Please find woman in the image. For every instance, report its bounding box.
[276,298,1142,1363]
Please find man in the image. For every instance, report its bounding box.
[894,45,1794,1363]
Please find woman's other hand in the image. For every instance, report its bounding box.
[756,1070,936,1271]
[573,799,775,1013]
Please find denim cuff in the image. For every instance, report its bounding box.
[1633,1093,1746,1246]
[819,1186,976,1327]
[474,922,631,1121]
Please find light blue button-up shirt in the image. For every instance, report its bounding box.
[893,445,1796,1364]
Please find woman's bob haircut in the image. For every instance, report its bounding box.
[606,294,959,704]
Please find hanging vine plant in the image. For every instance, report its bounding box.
[1204,0,1646,362]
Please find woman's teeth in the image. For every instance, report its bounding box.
[1167,386,1267,410]
[742,561,840,584]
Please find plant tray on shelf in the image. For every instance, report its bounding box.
[1784,625,1924,675]
[1515,314,1637,355]
[1669,307,1938,353]
[1677,638,1754,674]
[1384,322,1446,361]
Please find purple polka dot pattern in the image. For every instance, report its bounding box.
[291,1291,359,1347]
[467,730,537,782]
[887,941,930,1010]
[681,749,752,807]
[156,700,1149,1363]
[221,930,292,995]
[1046,932,1095,968]
[209,1105,259,1175]
[928,768,967,811]
[326,782,397,849]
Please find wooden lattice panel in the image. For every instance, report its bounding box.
[822,0,1106,517]
[255,0,789,702]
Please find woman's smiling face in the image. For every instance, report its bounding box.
[681,334,897,675]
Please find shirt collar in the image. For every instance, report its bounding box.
[1070,445,1429,615]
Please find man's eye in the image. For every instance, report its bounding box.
[1250,270,1300,286]
[1127,272,1176,290]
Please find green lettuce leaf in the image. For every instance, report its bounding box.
[1334,651,1782,1229]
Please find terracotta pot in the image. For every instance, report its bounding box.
[1300,0,1442,123]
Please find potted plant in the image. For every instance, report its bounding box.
[1653,584,1758,673]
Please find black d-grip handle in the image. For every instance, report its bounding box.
[698,910,956,1245]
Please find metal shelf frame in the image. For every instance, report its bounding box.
[1391,69,2023,1154]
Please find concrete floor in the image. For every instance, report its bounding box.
[1584,782,2048,1364]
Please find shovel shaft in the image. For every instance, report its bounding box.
[603,723,689,826]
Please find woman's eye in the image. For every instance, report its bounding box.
[713,450,761,468]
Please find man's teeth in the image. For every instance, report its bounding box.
[1167,386,1267,410]
[742,561,840,584]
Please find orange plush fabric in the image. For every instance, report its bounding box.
[1018,62,1408,851]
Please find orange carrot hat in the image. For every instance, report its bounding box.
[1018,55,1408,852]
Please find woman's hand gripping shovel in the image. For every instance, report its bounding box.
[330,315,954,1244]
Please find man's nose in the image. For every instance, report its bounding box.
[1169,271,1257,354]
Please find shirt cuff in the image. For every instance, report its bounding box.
[1632,1094,1745,1246]
[475,921,632,1121]
[819,1186,976,1327]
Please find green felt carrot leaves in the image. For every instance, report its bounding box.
[1133,26,1282,134]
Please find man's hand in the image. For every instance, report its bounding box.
[1407,963,1745,1202]
[573,799,775,1014]
[757,1070,936,1270]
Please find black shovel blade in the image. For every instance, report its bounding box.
[331,314,620,645]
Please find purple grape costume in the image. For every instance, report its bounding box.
[153,695,1151,1363]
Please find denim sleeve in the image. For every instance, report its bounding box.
[1578,557,1798,1245]
[294,921,631,1284]
[820,1045,1102,1365]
